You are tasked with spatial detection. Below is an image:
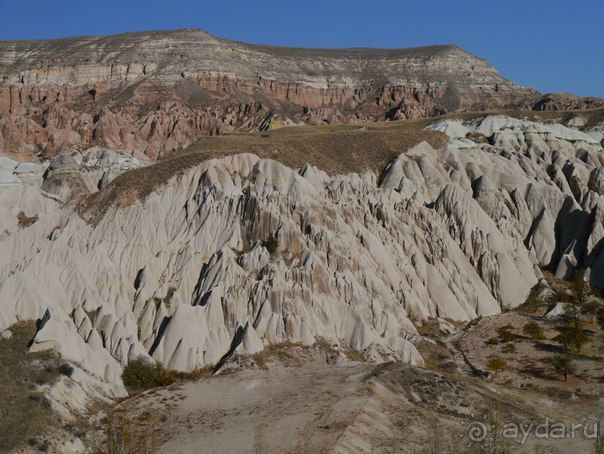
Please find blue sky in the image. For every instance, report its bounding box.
[1,0,602,97]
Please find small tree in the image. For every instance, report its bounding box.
[553,327,590,353]
[562,303,584,329]
[572,270,592,305]
[547,354,575,382]
[522,321,544,340]
[486,356,507,377]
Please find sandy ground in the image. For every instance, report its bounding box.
[108,348,603,454]
[117,359,372,453]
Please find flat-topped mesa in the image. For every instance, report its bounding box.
[0,29,512,87]
[0,28,539,160]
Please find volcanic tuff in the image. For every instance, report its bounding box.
[0,28,546,160]
[0,113,603,419]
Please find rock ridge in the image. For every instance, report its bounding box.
[0,28,542,160]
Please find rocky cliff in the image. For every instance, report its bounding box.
[0,28,543,160]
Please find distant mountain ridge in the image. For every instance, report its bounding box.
[0,28,600,160]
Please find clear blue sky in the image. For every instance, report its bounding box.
[1,0,602,97]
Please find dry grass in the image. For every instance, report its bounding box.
[415,339,457,374]
[77,118,449,224]
[186,118,450,175]
[17,211,38,228]
[252,342,307,369]
[122,358,214,395]
[341,347,365,362]
[76,106,603,226]
[95,409,158,454]
[0,321,63,452]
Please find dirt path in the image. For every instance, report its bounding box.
[118,360,372,453]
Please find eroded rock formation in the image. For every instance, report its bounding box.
[0,115,602,417]
[0,28,543,160]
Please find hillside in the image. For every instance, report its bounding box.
[0,28,546,160]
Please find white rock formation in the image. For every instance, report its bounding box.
[0,116,602,412]
[543,302,568,318]
[41,146,148,202]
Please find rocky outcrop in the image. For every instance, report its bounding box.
[0,28,540,160]
[531,93,604,111]
[426,116,604,284]
[0,116,602,415]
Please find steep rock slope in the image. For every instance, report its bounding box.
[0,115,602,416]
[0,28,539,159]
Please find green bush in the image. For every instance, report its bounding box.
[562,302,584,329]
[582,300,600,323]
[497,324,517,343]
[57,363,74,377]
[522,321,544,340]
[122,358,174,390]
[262,235,279,254]
[553,327,590,353]
[547,354,575,382]
[486,356,507,376]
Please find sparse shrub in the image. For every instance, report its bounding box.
[522,321,544,340]
[486,356,507,376]
[553,327,590,352]
[598,307,604,330]
[571,269,592,303]
[122,358,174,391]
[104,411,156,454]
[166,286,177,300]
[342,348,365,362]
[406,307,418,324]
[262,235,279,254]
[547,354,575,382]
[57,363,74,377]
[485,337,499,346]
[562,302,584,329]
[466,132,490,144]
[497,324,517,343]
[582,300,600,324]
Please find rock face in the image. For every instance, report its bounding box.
[0,146,145,239]
[532,92,604,112]
[41,146,148,202]
[0,28,541,160]
[1,115,602,413]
